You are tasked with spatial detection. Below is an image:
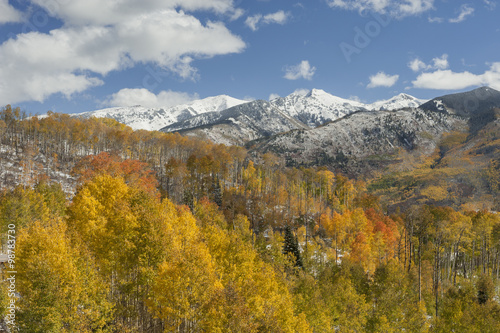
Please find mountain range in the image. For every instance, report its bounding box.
[75,89,426,132]
[71,86,500,178]
[251,86,500,175]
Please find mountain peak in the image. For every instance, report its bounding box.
[419,87,500,127]
[307,88,328,96]
[74,94,247,131]
[368,93,427,111]
[270,89,367,128]
[396,93,416,100]
[474,86,497,92]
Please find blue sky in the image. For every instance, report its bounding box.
[0,0,499,115]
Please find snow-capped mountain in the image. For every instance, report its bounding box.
[251,87,500,175]
[419,86,500,133]
[270,89,368,128]
[270,89,426,128]
[155,89,428,146]
[251,108,464,176]
[73,89,426,134]
[160,100,309,146]
[367,93,427,111]
[74,95,247,131]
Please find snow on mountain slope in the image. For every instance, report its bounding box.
[270,89,426,128]
[74,95,247,131]
[270,89,368,127]
[251,108,465,176]
[161,100,309,146]
[368,93,427,111]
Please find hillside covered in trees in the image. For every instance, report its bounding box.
[0,105,499,332]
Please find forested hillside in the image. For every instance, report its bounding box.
[0,105,499,332]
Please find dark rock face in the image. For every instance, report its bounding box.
[419,87,500,133]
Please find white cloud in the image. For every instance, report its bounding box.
[349,95,362,103]
[269,93,280,100]
[284,61,316,80]
[484,0,496,10]
[229,8,245,21]
[293,88,311,96]
[396,0,435,17]
[412,63,500,90]
[30,0,239,26]
[428,16,444,23]
[449,4,474,23]
[245,16,261,32]
[408,54,448,72]
[245,10,290,31]
[367,71,399,88]
[432,54,449,70]
[0,0,22,24]
[327,0,434,18]
[0,6,245,104]
[409,58,428,72]
[105,88,199,108]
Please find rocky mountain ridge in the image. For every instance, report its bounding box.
[249,87,500,176]
[73,95,247,131]
[73,89,426,132]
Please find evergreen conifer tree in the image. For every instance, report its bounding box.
[283,225,303,268]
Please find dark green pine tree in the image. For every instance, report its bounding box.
[283,225,303,268]
[477,274,494,304]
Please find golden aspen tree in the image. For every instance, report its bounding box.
[17,219,113,332]
[367,260,428,333]
[68,174,138,276]
[194,199,312,333]
[146,201,222,332]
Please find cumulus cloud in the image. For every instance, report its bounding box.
[449,4,474,23]
[367,71,399,88]
[284,61,316,80]
[408,54,448,72]
[0,3,246,104]
[412,63,500,90]
[0,0,22,24]
[432,54,449,70]
[409,58,429,72]
[104,88,199,108]
[327,0,434,18]
[245,10,290,31]
[30,0,239,26]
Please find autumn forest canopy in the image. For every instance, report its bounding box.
[0,105,499,332]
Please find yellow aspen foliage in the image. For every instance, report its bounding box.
[292,272,334,333]
[147,201,222,331]
[0,186,50,231]
[194,200,312,333]
[368,261,429,333]
[420,185,449,202]
[68,174,138,276]
[243,161,261,193]
[324,275,369,332]
[16,219,113,332]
